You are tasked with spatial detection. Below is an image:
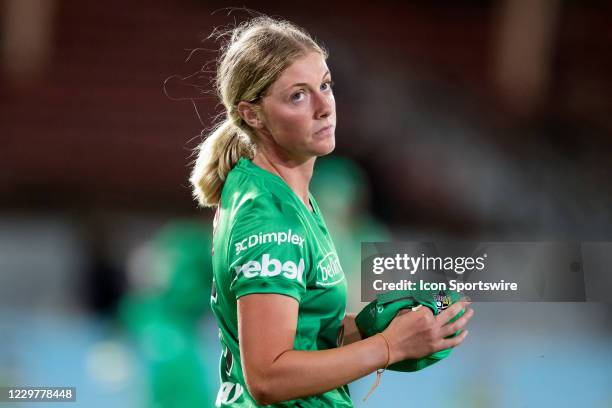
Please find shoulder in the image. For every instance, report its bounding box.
[231,191,304,238]
[224,170,300,225]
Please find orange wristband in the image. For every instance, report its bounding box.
[377,332,391,370]
[363,332,391,402]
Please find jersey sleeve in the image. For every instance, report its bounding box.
[227,194,311,302]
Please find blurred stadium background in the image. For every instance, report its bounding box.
[1,0,611,407]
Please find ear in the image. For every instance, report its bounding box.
[237,101,264,129]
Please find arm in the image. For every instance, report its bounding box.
[239,294,473,405]
[341,312,362,346]
[238,294,387,405]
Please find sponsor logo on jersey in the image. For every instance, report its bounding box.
[235,229,305,255]
[215,382,243,406]
[316,252,344,286]
[434,290,452,311]
[235,254,305,283]
[224,346,233,376]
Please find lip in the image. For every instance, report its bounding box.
[315,124,334,135]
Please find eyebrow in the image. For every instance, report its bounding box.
[282,70,331,93]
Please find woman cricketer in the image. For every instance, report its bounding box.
[189,15,474,407]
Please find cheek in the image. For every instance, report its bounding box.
[271,108,312,141]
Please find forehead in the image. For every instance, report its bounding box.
[272,51,329,89]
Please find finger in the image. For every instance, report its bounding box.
[439,308,474,338]
[435,301,470,326]
[437,329,469,350]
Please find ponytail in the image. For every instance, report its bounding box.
[190,120,254,207]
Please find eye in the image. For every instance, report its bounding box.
[291,91,305,102]
[321,80,334,92]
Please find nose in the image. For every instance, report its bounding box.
[313,89,334,119]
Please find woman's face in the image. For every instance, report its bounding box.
[257,51,336,162]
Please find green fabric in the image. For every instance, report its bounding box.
[153,221,214,316]
[211,158,352,407]
[119,221,215,408]
[355,289,464,372]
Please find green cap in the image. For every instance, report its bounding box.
[355,289,464,372]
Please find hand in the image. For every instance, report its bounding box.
[381,301,474,364]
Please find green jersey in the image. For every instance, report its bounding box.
[210,158,352,407]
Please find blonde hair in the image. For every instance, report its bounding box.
[189,16,328,207]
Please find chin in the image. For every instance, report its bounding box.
[314,136,335,156]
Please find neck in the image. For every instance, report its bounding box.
[252,146,315,211]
